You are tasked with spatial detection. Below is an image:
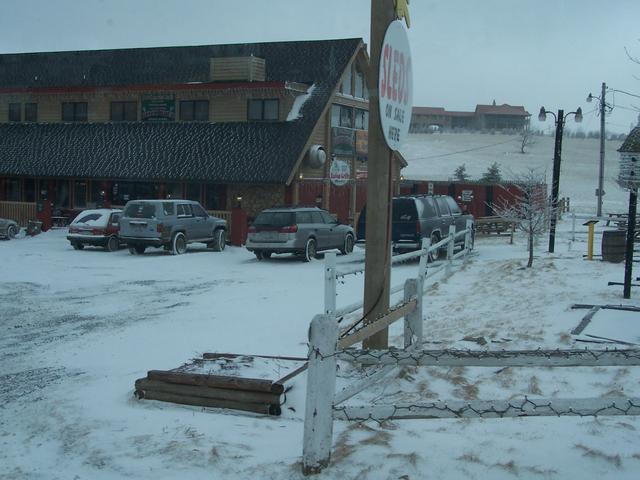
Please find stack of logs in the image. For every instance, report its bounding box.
[135,369,285,416]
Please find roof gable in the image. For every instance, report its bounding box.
[619,127,640,153]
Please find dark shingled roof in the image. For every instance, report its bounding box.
[0,38,363,183]
[619,127,640,153]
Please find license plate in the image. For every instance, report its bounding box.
[259,231,278,241]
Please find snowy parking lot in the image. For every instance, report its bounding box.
[2,226,640,479]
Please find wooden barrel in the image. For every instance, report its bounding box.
[601,230,627,263]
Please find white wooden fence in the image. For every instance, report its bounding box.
[303,221,474,475]
[301,218,640,475]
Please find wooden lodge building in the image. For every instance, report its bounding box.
[410,103,531,133]
[0,38,406,231]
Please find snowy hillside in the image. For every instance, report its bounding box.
[401,133,627,214]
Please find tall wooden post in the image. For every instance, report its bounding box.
[548,109,564,253]
[623,188,637,299]
[362,0,396,350]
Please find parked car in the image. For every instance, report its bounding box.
[357,195,474,260]
[118,199,227,255]
[0,218,20,239]
[67,208,123,251]
[246,206,355,262]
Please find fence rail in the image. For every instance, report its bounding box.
[0,201,37,227]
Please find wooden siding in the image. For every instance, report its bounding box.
[210,57,266,82]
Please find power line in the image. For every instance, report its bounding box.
[406,137,519,161]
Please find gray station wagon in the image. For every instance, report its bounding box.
[119,199,227,255]
[246,206,355,262]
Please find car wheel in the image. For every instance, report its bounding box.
[7,225,18,239]
[134,245,146,255]
[211,229,226,252]
[340,234,354,255]
[105,235,119,252]
[72,241,84,250]
[303,238,317,262]
[262,251,272,259]
[171,232,187,255]
[428,233,441,262]
[255,250,264,260]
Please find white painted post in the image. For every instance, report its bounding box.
[446,225,456,276]
[303,314,338,475]
[418,237,430,280]
[465,219,473,256]
[324,252,336,317]
[403,278,423,349]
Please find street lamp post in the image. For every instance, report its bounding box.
[538,106,583,253]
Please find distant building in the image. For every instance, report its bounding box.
[410,102,531,132]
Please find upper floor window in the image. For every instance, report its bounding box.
[110,101,137,122]
[248,99,279,121]
[25,103,37,122]
[354,68,369,99]
[62,102,88,122]
[340,66,353,96]
[179,100,209,121]
[354,108,369,130]
[8,103,21,122]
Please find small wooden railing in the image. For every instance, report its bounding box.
[0,201,37,227]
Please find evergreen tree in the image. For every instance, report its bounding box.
[481,162,502,183]
[453,164,470,182]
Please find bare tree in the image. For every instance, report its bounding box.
[520,128,535,153]
[492,169,549,268]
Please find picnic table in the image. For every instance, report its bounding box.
[474,216,517,236]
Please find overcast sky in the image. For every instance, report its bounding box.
[2,0,639,133]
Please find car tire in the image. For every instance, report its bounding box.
[72,241,84,250]
[105,235,119,252]
[340,234,354,255]
[7,225,18,239]
[303,238,317,262]
[171,232,187,255]
[428,233,441,262]
[262,251,272,259]
[210,229,226,252]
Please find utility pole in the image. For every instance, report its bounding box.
[597,82,606,218]
[362,0,396,350]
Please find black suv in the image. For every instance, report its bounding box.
[357,195,474,258]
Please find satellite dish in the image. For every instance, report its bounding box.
[306,145,327,169]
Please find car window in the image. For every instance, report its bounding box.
[74,213,102,224]
[253,212,294,227]
[124,202,156,218]
[296,212,312,224]
[320,211,337,224]
[109,213,121,224]
[177,204,193,217]
[421,198,438,218]
[310,211,324,223]
[446,197,462,215]
[435,197,451,216]
[162,202,175,216]
[191,203,207,217]
[392,199,417,221]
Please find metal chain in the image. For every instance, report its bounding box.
[333,397,640,423]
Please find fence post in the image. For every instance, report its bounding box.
[446,225,456,276]
[403,278,423,349]
[571,213,576,242]
[303,314,338,475]
[324,252,337,317]
[419,237,430,280]
[465,219,473,256]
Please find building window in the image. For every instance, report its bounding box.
[62,102,88,122]
[179,100,209,121]
[247,99,279,121]
[340,66,353,96]
[25,103,37,122]
[110,101,137,122]
[9,103,21,122]
[74,181,88,208]
[354,69,365,99]
[331,104,355,128]
[354,109,369,130]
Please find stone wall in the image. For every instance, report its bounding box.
[226,184,286,218]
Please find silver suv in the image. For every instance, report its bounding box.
[246,206,355,262]
[119,200,227,255]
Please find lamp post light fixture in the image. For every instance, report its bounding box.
[538,106,583,253]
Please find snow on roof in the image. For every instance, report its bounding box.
[286,84,316,121]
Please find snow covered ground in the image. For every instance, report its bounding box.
[2,220,640,479]
[2,132,639,479]
[401,133,627,214]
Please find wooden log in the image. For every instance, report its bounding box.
[136,389,281,416]
[202,352,307,362]
[135,378,281,405]
[146,370,284,395]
